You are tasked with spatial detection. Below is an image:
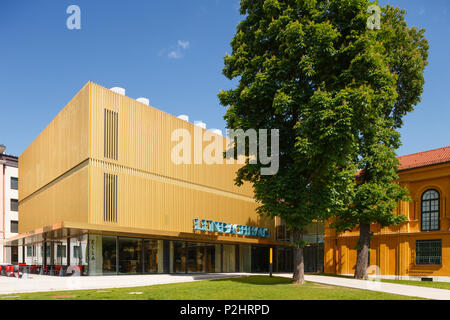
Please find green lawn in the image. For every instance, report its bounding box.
[0,276,425,300]
[317,273,450,290]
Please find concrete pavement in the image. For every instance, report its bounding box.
[0,273,251,295]
[281,274,450,300]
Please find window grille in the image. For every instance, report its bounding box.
[416,240,441,265]
[11,177,18,190]
[421,190,440,231]
[104,173,118,223]
[104,109,118,160]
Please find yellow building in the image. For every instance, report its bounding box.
[7,81,321,275]
[324,147,450,281]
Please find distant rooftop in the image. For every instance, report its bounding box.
[0,153,18,167]
[0,145,18,167]
[398,146,450,171]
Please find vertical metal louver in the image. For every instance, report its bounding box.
[104,109,118,160]
[104,173,118,223]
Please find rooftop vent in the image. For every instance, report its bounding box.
[110,87,126,96]
[209,129,223,136]
[0,144,5,154]
[177,115,189,122]
[194,121,206,129]
[136,97,150,106]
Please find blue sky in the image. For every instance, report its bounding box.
[0,0,449,158]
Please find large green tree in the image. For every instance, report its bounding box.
[219,0,428,283]
[328,3,428,279]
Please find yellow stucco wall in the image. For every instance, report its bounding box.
[325,163,450,277]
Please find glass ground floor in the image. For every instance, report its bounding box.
[8,234,324,276]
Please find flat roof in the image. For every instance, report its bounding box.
[0,153,18,168]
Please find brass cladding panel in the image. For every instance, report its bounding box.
[89,162,274,239]
[19,83,90,201]
[18,82,272,242]
[18,165,89,234]
[89,83,254,198]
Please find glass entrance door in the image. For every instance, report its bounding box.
[118,237,142,274]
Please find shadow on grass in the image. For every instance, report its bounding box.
[208,275,293,286]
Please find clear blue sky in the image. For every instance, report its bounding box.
[0,0,449,158]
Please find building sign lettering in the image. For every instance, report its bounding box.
[194,219,269,238]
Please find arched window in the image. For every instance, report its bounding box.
[421,190,440,231]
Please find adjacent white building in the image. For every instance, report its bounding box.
[0,145,19,264]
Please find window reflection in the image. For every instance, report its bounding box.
[421,189,440,231]
[239,245,251,272]
[102,236,117,274]
[119,237,142,274]
[205,244,219,273]
[143,239,163,273]
[251,246,269,273]
[170,241,186,273]
[187,242,205,273]
[276,247,293,273]
[68,234,88,276]
[222,244,236,272]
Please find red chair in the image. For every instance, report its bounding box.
[7,265,14,277]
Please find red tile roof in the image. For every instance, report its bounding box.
[354,146,450,177]
[398,146,450,171]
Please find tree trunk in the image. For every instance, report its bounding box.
[354,223,370,279]
[292,228,305,285]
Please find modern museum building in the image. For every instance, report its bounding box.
[5,82,324,276]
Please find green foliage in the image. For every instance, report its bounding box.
[219,0,428,233]
[290,240,309,248]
